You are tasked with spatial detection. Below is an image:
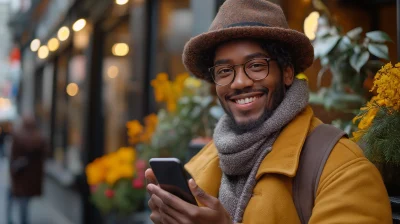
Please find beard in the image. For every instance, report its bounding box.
[220,83,286,132]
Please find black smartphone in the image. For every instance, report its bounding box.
[149,158,197,205]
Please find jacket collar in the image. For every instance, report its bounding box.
[255,106,313,179]
[185,106,314,190]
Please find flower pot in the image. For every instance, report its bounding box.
[186,137,212,162]
[373,162,400,196]
[104,213,135,224]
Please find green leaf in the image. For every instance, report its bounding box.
[315,27,330,38]
[209,106,224,119]
[350,51,370,73]
[336,36,352,52]
[366,31,392,43]
[346,27,363,40]
[313,36,341,58]
[368,43,389,60]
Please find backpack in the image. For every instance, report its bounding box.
[293,124,347,224]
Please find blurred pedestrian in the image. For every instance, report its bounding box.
[7,115,47,224]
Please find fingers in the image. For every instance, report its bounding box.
[145,168,158,185]
[148,184,197,214]
[148,194,162,224]
[149,185,192,224]
[146,168,158,198]
[188,179,220,210]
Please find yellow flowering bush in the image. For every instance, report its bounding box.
[149,72,223,160]
[126,114,158,145]
[151,72,189,112]
[352,62,400,164]
[86,146,148,215]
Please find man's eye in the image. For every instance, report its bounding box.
[248,63,268,70]
[217,68,233,75]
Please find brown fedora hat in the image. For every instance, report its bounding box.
[182,0,314,82]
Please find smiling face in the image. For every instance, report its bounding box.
[213,39,294,130]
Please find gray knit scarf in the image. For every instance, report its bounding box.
[213,79,309,223]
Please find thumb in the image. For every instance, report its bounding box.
[189,178,219,210]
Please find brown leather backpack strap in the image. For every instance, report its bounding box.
[293,124,347,224]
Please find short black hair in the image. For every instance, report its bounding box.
[257,40,294,75]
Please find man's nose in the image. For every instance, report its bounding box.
[230,67,253,89]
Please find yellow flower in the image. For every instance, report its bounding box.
[151,73,170,102]
[357,107,378,130]
[150,72,189,110]
[116,147,136,163]
[144,114,158,132]
[86,161,106,185]
[296,73,308,82]
[184,77,202,88]
[126,120,143,135]
[106,170,121,185]
[351,130,364,142]
[166,101,177,113]
[126,120,144,144]
[118,164,135,178]
[370,62,400,111]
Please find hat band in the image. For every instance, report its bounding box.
[226,22,270,28]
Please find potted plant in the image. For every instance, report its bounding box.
[149,73,223,162]
[352,62,400,196]
[311,3,392,112]
[85,147,147,223]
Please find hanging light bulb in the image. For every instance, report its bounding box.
[38,45,49,59]
[73,19,87,32]
[58,26,70,41]
[30,39,41,52]
[116,0,129,5]
[112,43,129,56]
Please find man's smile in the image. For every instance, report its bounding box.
[227,92,267,112]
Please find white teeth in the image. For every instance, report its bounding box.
[235,97,258,105]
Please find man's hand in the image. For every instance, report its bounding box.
[145,168,232,224]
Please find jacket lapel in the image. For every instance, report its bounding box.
[185,106,315,198]
[255,106,313,179]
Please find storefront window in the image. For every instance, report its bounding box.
[102,19,133,153]
[155,0,193,78]
[66,54,86,174]
[53,54,68,165]
[41,63,54,138]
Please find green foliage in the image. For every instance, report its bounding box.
[331,118,358,136]
[150,80,223,161]
[311,13,390,111]
[90,179,145,216]
[362,107,400,165]
[91,183,113,214]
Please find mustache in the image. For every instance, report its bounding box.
[227,88,269,99]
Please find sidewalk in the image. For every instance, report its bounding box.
[0,158,74,224]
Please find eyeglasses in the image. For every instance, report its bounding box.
[208,58,277,86]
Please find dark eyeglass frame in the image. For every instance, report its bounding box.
[208,57,277,86]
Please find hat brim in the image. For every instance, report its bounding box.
[183,26,314,82]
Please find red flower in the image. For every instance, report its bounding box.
[136,159,146,170]
[105,189,115,198]
[132,178,144,189]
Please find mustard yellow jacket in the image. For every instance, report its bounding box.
[185,106,392,224]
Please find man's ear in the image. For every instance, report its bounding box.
[283,66,294,86]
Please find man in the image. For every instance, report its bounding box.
[146,0,392,223]
[8,115,48,224]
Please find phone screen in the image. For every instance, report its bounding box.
[149,158,197,205]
